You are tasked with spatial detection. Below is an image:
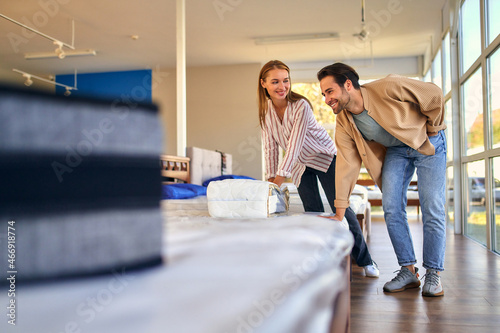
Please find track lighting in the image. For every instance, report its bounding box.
[23,74,33,87]
[54,41,66,59]
[1,14,96,60]
[254,32,340,45]
[13,69,77,96]
[353,0,370,42]
[356,27,369,41]
[25,49,96,60]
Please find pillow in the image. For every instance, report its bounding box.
[162,183,207,199]
[202,175,255,187]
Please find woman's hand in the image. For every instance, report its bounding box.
[271,175,286,187]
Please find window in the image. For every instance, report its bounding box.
[465,160,487,245]
[461,0,481,74]
[487,0,500,46]
[493,156,500,253]
[462,69,484,155]
[432,49,443,89]
[455,0,500,250]
[489,48,500,148]
[423,69,431,83]
[293,82,336,139]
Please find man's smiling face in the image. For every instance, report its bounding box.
[320,76,352,115]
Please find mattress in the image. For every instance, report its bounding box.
[0,86,163,282]
[207,179,289,218]
[2,214,354,333]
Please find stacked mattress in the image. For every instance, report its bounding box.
[0,85,164,281]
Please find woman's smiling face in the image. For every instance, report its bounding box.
[260,69,290,102]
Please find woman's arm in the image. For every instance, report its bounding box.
[275,100,309,178]
[262,119,279,180]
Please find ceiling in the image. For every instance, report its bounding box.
[0,0,448,87]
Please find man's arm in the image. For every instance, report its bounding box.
[400,78,446,133]
[320,207,346,221]
[328,113,364,221]
[334,117,363,207]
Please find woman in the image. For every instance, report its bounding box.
[258,60,378,277]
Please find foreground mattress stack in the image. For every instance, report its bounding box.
[1,215,354,333]
[0,85,164,281]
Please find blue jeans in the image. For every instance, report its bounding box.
[382,130,447,271]
[298,156,373,267]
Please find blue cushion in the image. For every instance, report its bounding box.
[162,183,207,199]
[202,175,256,187]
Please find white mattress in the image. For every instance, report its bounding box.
[5,211,354,333]
[207,179,288,218]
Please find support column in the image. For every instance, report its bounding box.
[176,0,187,156]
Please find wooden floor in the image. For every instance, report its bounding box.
[350,214,500,333]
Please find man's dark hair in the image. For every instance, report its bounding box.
[317,63,361,89]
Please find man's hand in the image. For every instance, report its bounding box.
[318,207,346,221]
[318,214,343,221]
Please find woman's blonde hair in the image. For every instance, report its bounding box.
[258,60,312,128]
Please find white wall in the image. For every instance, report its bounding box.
[152,68,177,155]
[289,56,422,82]
[153,63,264,180]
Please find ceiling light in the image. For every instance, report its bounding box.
[13,69,77,96]
[54,41,66,59]
[23,74,33,87]
[354,27,369,41]
[353,0,370,42]
[254,32,340,45]
[25,49,97,60]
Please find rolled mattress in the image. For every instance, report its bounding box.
[207,179,289,218]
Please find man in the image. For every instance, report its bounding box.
[317,63,447,297]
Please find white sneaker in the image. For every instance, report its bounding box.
[363,261,379,278]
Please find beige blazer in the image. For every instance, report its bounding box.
[334,74,446,209]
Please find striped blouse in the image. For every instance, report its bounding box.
[262,98,336,187]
